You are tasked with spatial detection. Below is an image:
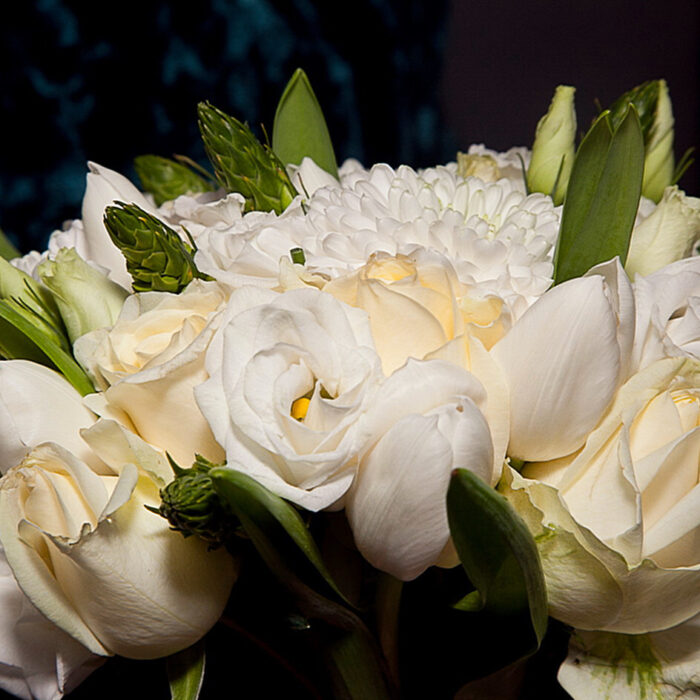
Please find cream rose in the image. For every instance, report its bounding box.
[195,286,384,511]
[75,280,228,466]
[0,421,236,659]
[502,356,700,634]
[324,249,511,375]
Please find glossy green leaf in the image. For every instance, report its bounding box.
[167,641,205,700]
[209,468,346,602]
[272,68,338,177]
[447,469,548,652]
[553,106,644,284]
[0,300,95,395]
[0,228,20,261]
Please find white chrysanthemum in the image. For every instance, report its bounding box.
[465,144,531,184]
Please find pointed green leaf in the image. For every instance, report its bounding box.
[447,469,548,653]
[0,228,20,261]
[273,68,338,178]
[209,468,346,602]
[134,155,214,207]
[553,106,645,284]
[167,641,205,700]
[0,300,95,395]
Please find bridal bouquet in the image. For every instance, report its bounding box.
[0,71,698,699]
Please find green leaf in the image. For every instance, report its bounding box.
[447,469,548,653]
[608,80,659,144]
[0,300,95,395]
[553,106,644,284]
[167,641,205,700]
[198,102,297,214]
[134,155,215,207]
[272,68,338,178]
[209,468,346,602]
[0,228,20,261]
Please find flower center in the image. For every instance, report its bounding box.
[291,397,311,421]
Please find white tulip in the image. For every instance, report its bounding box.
[346,359,496,581]
[491,258,634,461]
[0,542,101,700]
[503,356,700,634]
[0,421,236,660]
[74,280,228,466]
[196,286,383,511]
[81,162,157,288]
[558,613,700,699]
[0,361,100,474]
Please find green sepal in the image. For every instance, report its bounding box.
[166,640,206,700]
[447,469,548,654]
[0,228,20,261]
[103,203,211,293]
[209,468,347,603]
[134,155,215,207]
[553,105,644,284]
[0,300,95,395]
[197,102,297,214]
[272,68,339,178]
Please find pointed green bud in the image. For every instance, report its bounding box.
[197,102,297,214]
[134,155,215,207]
[157,455,239,547]
[37,248,128,343]
[527,85,577,205]
[103,203,211,293]
[609,79,675,203]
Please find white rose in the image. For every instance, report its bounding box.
[195,286,384,511]
[74,280,228,466]
[346,358,500,581]
[0,542,101,700]
[0,361,100,474]
[503,356,700,634]
[632,256,700,371]
[0,421,236,659]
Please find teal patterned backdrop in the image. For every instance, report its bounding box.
[0,0,453,253]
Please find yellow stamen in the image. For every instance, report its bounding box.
[291,397,311,421]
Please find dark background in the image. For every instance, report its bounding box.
[0,1,697,254]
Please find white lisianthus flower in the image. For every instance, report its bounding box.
[0,542,102,700]
[74,280,228,466]
[0,421,236,660]
[633,256,700,371]
[195,286,384,511]
[0,361,100,474]
[491,258,635,461]
[346,358,500,581]
[81,162,158,288]
[502,356,700,634]
[626,186,700,277]
[557,613,700,700]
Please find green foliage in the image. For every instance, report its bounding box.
[272,68,338,178]
[198,102,297,214]
[0,227,20,260]
[167,642,206,700]
[553,106,644,284]
[103,203,211,293]
[134,155,215,206]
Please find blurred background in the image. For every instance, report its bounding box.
[0,0,698,254]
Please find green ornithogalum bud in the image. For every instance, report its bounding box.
[527,85,577,205]
[609,80,675,203]
[37,248,128,344]
[103,202,211,293]
[0,256,67,347]
[157,455,239,547]
[198,101,297,214]
[134,154,215,207]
